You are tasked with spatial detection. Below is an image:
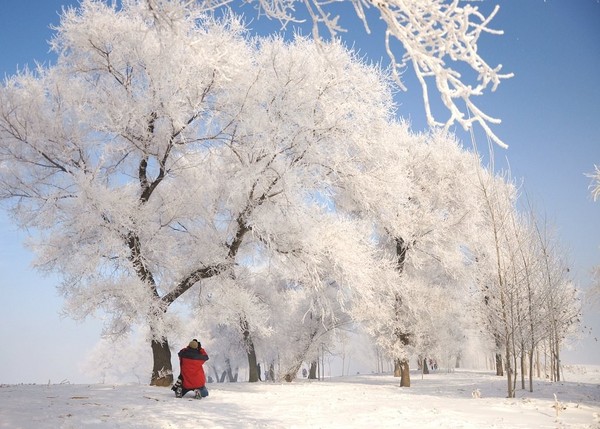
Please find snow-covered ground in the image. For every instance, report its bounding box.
[1,366,599,429]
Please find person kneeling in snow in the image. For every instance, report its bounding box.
[171,339,209,399]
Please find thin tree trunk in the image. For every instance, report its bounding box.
[268,362,275,382]
[528,347,534,392]
[495,352,504,376]
[241,318,259,382]
[225,358,238,382]
[505,341,514,398]
[554,323,561,382]
[394,359,402,377]
[520,349,526,390]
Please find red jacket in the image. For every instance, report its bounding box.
[178,346,209,389]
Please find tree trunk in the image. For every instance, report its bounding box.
[495,352,504,376]
[528,347,534,392]
[246,343,259,382]
[150,338,173,386]
[520,350,526,390]
[241,317,259,382]
[309,361,318,379]
[400,359,411,387]
[394,359,402,377]
[225,358,238,382]
[284,361,302,382]
[552,322,561,382]
[505,342,514,398]
[268,362,275,382]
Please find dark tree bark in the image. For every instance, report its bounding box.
[390,237,412,388]
[268,362,275,382]
[225,358,238,382]
[399,359,411,387]
[242,318,260,382]
[150,338,173,386]
[495,352,504,376]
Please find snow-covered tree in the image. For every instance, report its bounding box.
[0,0,397,385]
[587,165,600,307]
[191,0,512,147]
[343,124,486,386]
[471,168,580,397]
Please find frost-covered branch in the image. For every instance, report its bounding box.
[588,165,600,201]
[230,0,512,147]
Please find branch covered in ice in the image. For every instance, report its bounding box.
[229,0,513,147]
[588,164,600,201]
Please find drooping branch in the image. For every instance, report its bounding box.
[235,0,512,147]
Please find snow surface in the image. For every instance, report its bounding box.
[1,366,599,428]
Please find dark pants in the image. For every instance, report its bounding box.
[172,375,209,398]
[182,385,209,398]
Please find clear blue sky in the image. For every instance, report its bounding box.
[0,1,599,384]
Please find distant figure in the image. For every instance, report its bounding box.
[257,363,262,381]
[171,339,209,399]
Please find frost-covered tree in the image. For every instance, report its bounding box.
[472,169,526,397]
[183,0,512,147]
[0,0,397,385]
[344,125,485,387]
[587,165,600,307]
[472,169,580,397]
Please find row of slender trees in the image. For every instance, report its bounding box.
[473,168,580,397]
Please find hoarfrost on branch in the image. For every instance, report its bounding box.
[184,0,514,147]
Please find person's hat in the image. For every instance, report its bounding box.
[188,340,199,349]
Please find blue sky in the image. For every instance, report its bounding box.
[0,1,599,384]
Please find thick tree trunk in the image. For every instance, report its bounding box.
[150,338,173,386]
[400,359,411,387]
[246,342,259,383]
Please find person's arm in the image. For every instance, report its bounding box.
[199,348,209,361]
